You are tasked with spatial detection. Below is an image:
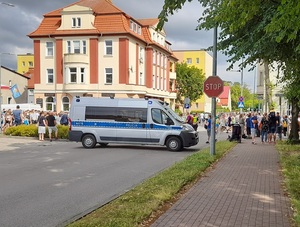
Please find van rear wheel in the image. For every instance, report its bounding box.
[166,137,182,151]
[82,134,96,148]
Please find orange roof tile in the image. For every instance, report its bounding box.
[219,86,230,99]
[28,0,173,54]
[137,18,159,26]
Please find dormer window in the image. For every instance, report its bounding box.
[129,20,141,35]
[72,17,81,28]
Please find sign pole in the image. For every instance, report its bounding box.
[210,26,218,156]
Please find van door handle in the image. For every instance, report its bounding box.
[150,124,153,129]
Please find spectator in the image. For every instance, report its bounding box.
[251,112,257,144]
[60,112,69,126]
[268,110,277,144]
[46,111,58,142]
[12,105,23,126]
[37,111,47,141]
[205,114,212,144]
[260,113,269,143]
[2,110,13,133]
[282,115,288,137]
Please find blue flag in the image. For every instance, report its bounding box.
[10,84,21,99]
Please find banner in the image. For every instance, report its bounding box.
[10,84,21,99]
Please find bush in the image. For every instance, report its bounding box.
[4,124,69,139]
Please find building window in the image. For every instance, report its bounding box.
[70,68,77,83]
[66,67,85,84]
[80,68,85,83]
[153,32,156,42]
[22,61,25,66]
[105,68,113,84]
[186,58,192,64]
[196,58,200,64]
[130,20,133,30]
[72,17,81,28]
[46,42,54,56]
[66,40,87,54]
[73,41,80,54]
[137,26,141,35]
[82,40,86,54]
[47,69,54,83]
[139,72,144,85]
[62,97,70,111]
[105,40,113,55]
[153,52,156,64]
[152,75,155,89]
[29,61,33,67]
[46,96,55,111]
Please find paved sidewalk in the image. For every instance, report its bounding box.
[0,134,41,151]
[151,139,293,227]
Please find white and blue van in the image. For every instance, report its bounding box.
[68,97,199,151]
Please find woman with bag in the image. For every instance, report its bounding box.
[260,113,269,144]
[37,111,47,141]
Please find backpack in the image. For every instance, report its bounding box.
[60,114,68,125]
[282,119,287,128]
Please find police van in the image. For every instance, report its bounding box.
[68,97,199,151]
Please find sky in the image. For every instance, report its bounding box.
[0,0,256,91]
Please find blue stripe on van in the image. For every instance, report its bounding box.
[72,121,182,130]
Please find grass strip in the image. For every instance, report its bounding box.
[68,141,236,227]
[276,141,300,226]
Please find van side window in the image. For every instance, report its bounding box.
[151,108,174,125]
[85,106,147,122]
[117,108,147,122]
[86,106,116,120]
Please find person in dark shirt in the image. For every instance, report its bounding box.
[46,111,58,142]
[275,112,282,140]
[12,105,23,126]
[268,110,277,143]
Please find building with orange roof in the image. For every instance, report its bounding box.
[217,85,232,110]
[173,49,213,113]
[28,0,177,112]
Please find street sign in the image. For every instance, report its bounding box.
[184,103,190,109]
[239,96,244,102]
[184,97,190,104]
[203,76,224,98]
[238,102,244,108]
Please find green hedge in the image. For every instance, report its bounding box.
[4,124,69,139]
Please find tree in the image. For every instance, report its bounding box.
[158,0,300,141]
[175,62,206,105]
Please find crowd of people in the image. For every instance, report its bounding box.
[184,110,298,145]
[1,105,69,141]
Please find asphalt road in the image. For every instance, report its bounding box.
[0,129,228,227]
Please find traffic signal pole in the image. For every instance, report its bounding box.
[210,26,218,156]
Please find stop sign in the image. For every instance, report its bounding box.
[203,76,224,97]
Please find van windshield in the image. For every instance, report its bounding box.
[163,105,184,123]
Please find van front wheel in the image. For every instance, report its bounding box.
[166,137,182,151]
[82,134,96,148]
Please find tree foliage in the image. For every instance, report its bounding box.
[158,0,300,141]
[175,62,206,104]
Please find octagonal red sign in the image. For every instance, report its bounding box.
[203,76,224,97]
